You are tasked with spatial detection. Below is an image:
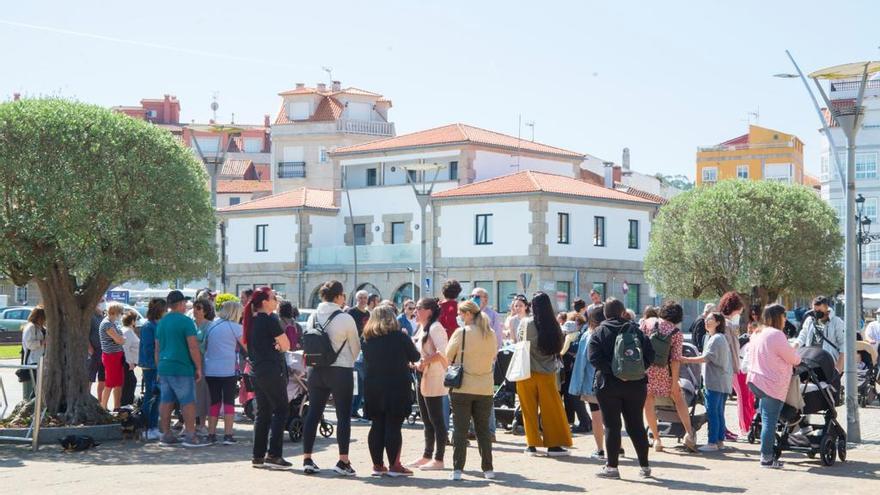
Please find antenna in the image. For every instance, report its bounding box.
[322,66,333,83]
[744,106,760,125]
[525,120,535,141]
[210,92,219,122]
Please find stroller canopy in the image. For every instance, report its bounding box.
[797,346,837,383]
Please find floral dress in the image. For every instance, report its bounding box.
[640,317,683,397]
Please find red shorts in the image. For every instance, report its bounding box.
[102,351,125,388]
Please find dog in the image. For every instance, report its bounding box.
[59,435,99,452]
[115,405,145,442]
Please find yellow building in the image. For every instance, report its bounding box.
[696,125,804,186]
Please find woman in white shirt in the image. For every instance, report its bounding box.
[21,306,47,400]
[120,311,140,407]
[504,295,530,344]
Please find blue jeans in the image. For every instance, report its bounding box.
[754,388,783,461]
[705,389,727,445]
[142,369,160,430]
[352,360,365,416]
[159,375,196,406]
[442,395,451,429]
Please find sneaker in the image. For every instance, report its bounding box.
[196,425,209,437]
[206,434,217,444]
[450,470,463,481]
[264,456,293,470]
[760,460,784,469]
[590,450,605,460]
[698,443,719,453]
[371,465,388,477]
[222,435,237,445]
[595,466,620,479]
[145,428,161,441]
[303,459,321,475]
[252,458,265,469]
[333,460,357,476]
[159,433,180,446]
[724,430,738,441]
[524,446,538,455]
[419,460,444,471]
[483,470,495,479]
[547,447,569,457]
[639,467,652,478]
[386,464,413,477]
[182,435,210,448]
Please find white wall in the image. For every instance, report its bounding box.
[437,201,531,258]
[473,150,575,181]
[310,214,343,247]
[546,201,650,262]
[227,214,298,264]
[217,193,251,208]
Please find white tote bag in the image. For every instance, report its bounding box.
[505,340,532,382]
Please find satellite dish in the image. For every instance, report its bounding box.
[211,101,219,112]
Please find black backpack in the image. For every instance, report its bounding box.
[302,310,346,367]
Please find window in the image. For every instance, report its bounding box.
[391,222,405,244]
[556,281,571,311]
[856,153,878,179]
[864,198,878,223]
[353,223,367,246]
[146,109,158,118]
[243,138,263,153]
[497,281,518,313]
[289,101,310,120]
[593,216,605,247]
[702,167,718,183]
[449,161,459,180]
[194,137,220,154]
[736,165,749,179]
[558,213,570,244]
[229,197,241,206]
[14,285,27,304]
[592,282,606,299]
[255,224,268,252]
[319,147,329,163]
[407,169,417,184]
[367,168,378,186]
[271,283,287,297]
[475,214,493,245]
[278,162,306,178]
[628,219,639,249]
[764,163,792,183]
[625,283,640,313]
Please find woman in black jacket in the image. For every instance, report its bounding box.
[362,305,421,477]
[588,298,655,480]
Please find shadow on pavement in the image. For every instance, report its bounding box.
[625,477,746,493]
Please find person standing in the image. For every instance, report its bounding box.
[407,298,449,471]
[569,306,608,459]
[587,290,603,312]
[717,291,752,440]
[439,280,462,338]
[517,292,572,456]
[446,300,497,481]
[245,287,291,468]
[156,290,207,448]
[88,302,106,402]
[120,311,140,407]
[138,298,165,441]
[20,306,46,400]
[589,298,655,480]
[796,296,845,371]
[561,312,590,433]
[204,301,245,445]
[302,280,361,476]
[278,301,302,351]
[99,302,127,411]
[362,305,421,477]
[397,300,417,337]
[348,290,370,421]
[192,299,215,436]
[746,304,801,469]
[504,295,530,344]
[681,313,732,452]
[469,287,502,440]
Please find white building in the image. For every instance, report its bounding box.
[219,123,661,310]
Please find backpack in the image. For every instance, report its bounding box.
[649,321,679,367]
[611,321,646,381]
[302,310,346,367]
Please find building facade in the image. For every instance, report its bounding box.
[696,125,805,186]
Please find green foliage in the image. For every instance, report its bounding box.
[0,99,216,286]
[645,180,843,301]
[214,292,240,310]
[656,173,694,191]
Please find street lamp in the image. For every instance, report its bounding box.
[402,163,443,299]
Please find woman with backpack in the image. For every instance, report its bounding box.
[516,292,572,457]
[588,298,655,480]
[641,301,697,453]
[301,280,361,476]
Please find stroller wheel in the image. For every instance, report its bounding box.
[288,418,304,443]
[837,434,847,463]
[747,431,756,444]
[859,395,868,408]
[407,415,416,426]
[320,421,334,438]
[244,399,257,421]
[820,435,837,466]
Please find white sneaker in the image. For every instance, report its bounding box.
[146,428,161,441]
[450,470,463,481]
[595,466,620,479]
[639,467,652,478]
[698,443,719,453]
[483,470,495,479]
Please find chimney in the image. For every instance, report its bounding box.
[603,161,614,188]
[622,147,631,171]
[317,83,327,92]
[613,165,622,184]
[264,114,271,127]
[295,83,305,89]
[331,80,341,91]
[13,93,20,101]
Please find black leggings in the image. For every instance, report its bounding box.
[368,412,405,467]
[253,367,289,459]
[564,392,590,426]
[304,366,354,455]
[417,390,446,461]
[206,376,238,410]
[121,367,137,406]
[596,379,649,468]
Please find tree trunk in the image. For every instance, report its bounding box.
[35,274,111,424]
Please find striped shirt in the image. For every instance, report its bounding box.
[99,317,124,354]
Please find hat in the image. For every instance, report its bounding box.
[167,290,186,305]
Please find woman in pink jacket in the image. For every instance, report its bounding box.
[745,304,801,469]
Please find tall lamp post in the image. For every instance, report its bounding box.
[402,163,442,299]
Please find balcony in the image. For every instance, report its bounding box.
[306,244,418,267]
[698,140,798,153]
[830,79,880,93]
[336,119,395,136]
[278,161,306,179]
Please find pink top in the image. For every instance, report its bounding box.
[746,327,801,401]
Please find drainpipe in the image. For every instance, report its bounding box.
[297,208,306,308]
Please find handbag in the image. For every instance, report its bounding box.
[16,348,32,383]
[505,340,531,382]
[444,326,467,389]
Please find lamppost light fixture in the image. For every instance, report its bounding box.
[773,73,799,78]
[856,193,866,204]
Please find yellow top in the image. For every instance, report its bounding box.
[446,325,497,396]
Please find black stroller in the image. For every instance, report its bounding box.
[493,344,522,432]
[857,340,878,407]
[284,351,334,442]
[648,342,707,443]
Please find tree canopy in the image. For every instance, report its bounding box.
[0,99,216,421]
[644,180,843,302]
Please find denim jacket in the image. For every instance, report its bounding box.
[568,329,596,397]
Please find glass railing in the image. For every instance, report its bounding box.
[306,244,419,266]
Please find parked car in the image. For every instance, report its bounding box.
[0,306,34,332]
[120,304,149,327]
[297,308,316,326]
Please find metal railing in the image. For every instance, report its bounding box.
[0,357,45,451]
[831,80,880,92]
[698,139,798,152]
[277,161,306,178]
[336,119,395,136]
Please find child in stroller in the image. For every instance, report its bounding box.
[285,350,334,442]
[856,340,878,407]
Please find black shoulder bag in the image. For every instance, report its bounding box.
[444,326,466,389]
[16,348,32,383]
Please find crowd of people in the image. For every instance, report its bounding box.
[15,280,863,480]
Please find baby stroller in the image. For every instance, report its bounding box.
[407,371,420,425]
[649,342,707,443]
[285,350,334,442]
[758,346,847,466]
[856,340,878,407]
[493,344,522,432]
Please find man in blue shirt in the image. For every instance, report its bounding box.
[397,300,416,337]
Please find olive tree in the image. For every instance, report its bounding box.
[645,179,843,303]
[0,99,216,423]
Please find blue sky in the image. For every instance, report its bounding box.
[2,0,878,178]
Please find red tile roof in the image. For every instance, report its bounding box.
[217,180,273,194]
[277,85,383,98]
[274,95,348,124]
[613,183,668,204]
[719,133,749,146]
[432,170,659,205]
[332,123,584,159]
[220,159,253,178]
[218,187,337,212]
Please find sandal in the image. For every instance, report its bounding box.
[653,440,664,452]
[684,434,698,453]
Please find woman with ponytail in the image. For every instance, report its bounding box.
[245,287,291,470]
